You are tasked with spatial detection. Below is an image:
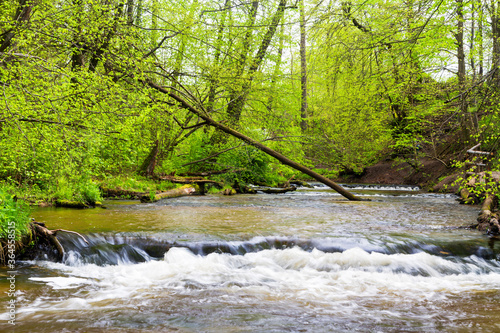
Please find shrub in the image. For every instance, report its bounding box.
[0,189,32,240]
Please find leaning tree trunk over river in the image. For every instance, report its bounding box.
[146,80,364,201]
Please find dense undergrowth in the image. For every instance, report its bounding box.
[0,190,31,240]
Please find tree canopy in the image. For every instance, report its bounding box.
[1,0,500,200]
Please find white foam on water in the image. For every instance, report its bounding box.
[10,246,496,331]
[21,247,500,313]
[29,276,91,289]
[310,184,420,191]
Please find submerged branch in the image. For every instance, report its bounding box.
[51,229,90,245]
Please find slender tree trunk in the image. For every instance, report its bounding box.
[135,0,143,26]
[172,0,198,87]
[299,0,308,132]
[267,21,284,112]
[0,0,35,53]
[225,1,259,127]
[225,0,287,126]
[479,1,484,76]
[491,1,500,74]
[139,139,159,176]
[150,0,158,50]
[88,3,124,72]
[456,0,466,87]
[207,0,231,113]
[470,3,476,79]
[456,0,469,140]
[71,0,85,75]
[239,1,259,72]
[127,0,134,25]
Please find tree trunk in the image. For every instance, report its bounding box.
[479,1,484,76]
[146,80,365,201]
[150,0,158,50]
[141,185,196,202]
[206,0,231,113]
[127,0,134,25]
[71,0,85,75]
[491,1,500,75]
[135,0,143,25]
[0,0,35,53]
[267,21,284,112]
[225,0,287,127]
[223,0,259,127]
[210,0,287,147]
[88,2,124,72]
[456,0,469,140]
[171,0,198,87]
[299,0,308,132]
[456,0,465,87]
[470,2,476,79]
[139,139,159,176]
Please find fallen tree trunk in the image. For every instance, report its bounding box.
[156,175,223,194]
[182,169,241,177]
[55,200,93,208]
[140,185,196,203]
[100,187,147,199]
[253,186,297,194]
[146,80,365,201]
[290,180,314,188]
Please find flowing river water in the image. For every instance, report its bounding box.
[2,184,500,332]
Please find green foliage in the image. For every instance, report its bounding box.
[454,171,500,204]
[0,0,498,199]
[99,175,175,193]
[475,105,500,171]
[0,189,31,240]
[216,145,287,186]
[53,176,103,206]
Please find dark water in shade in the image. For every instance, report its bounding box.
[2,184,500,332]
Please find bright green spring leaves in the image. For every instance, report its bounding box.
[1,0,499,201]
[0,190,31,240]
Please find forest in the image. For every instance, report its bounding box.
[4,2,500,331]
[2,0,500,236]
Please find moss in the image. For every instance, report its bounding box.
[55,200,90,209]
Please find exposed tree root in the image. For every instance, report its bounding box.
[0,222,90,265]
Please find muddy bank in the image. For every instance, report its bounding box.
[336,157,458,191]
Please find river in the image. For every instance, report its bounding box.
[2,184,500,332]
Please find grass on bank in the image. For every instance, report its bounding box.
[0,175,179,206]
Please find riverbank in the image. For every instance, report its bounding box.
[335,157,457,191]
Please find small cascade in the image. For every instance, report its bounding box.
[52,232,500,266]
